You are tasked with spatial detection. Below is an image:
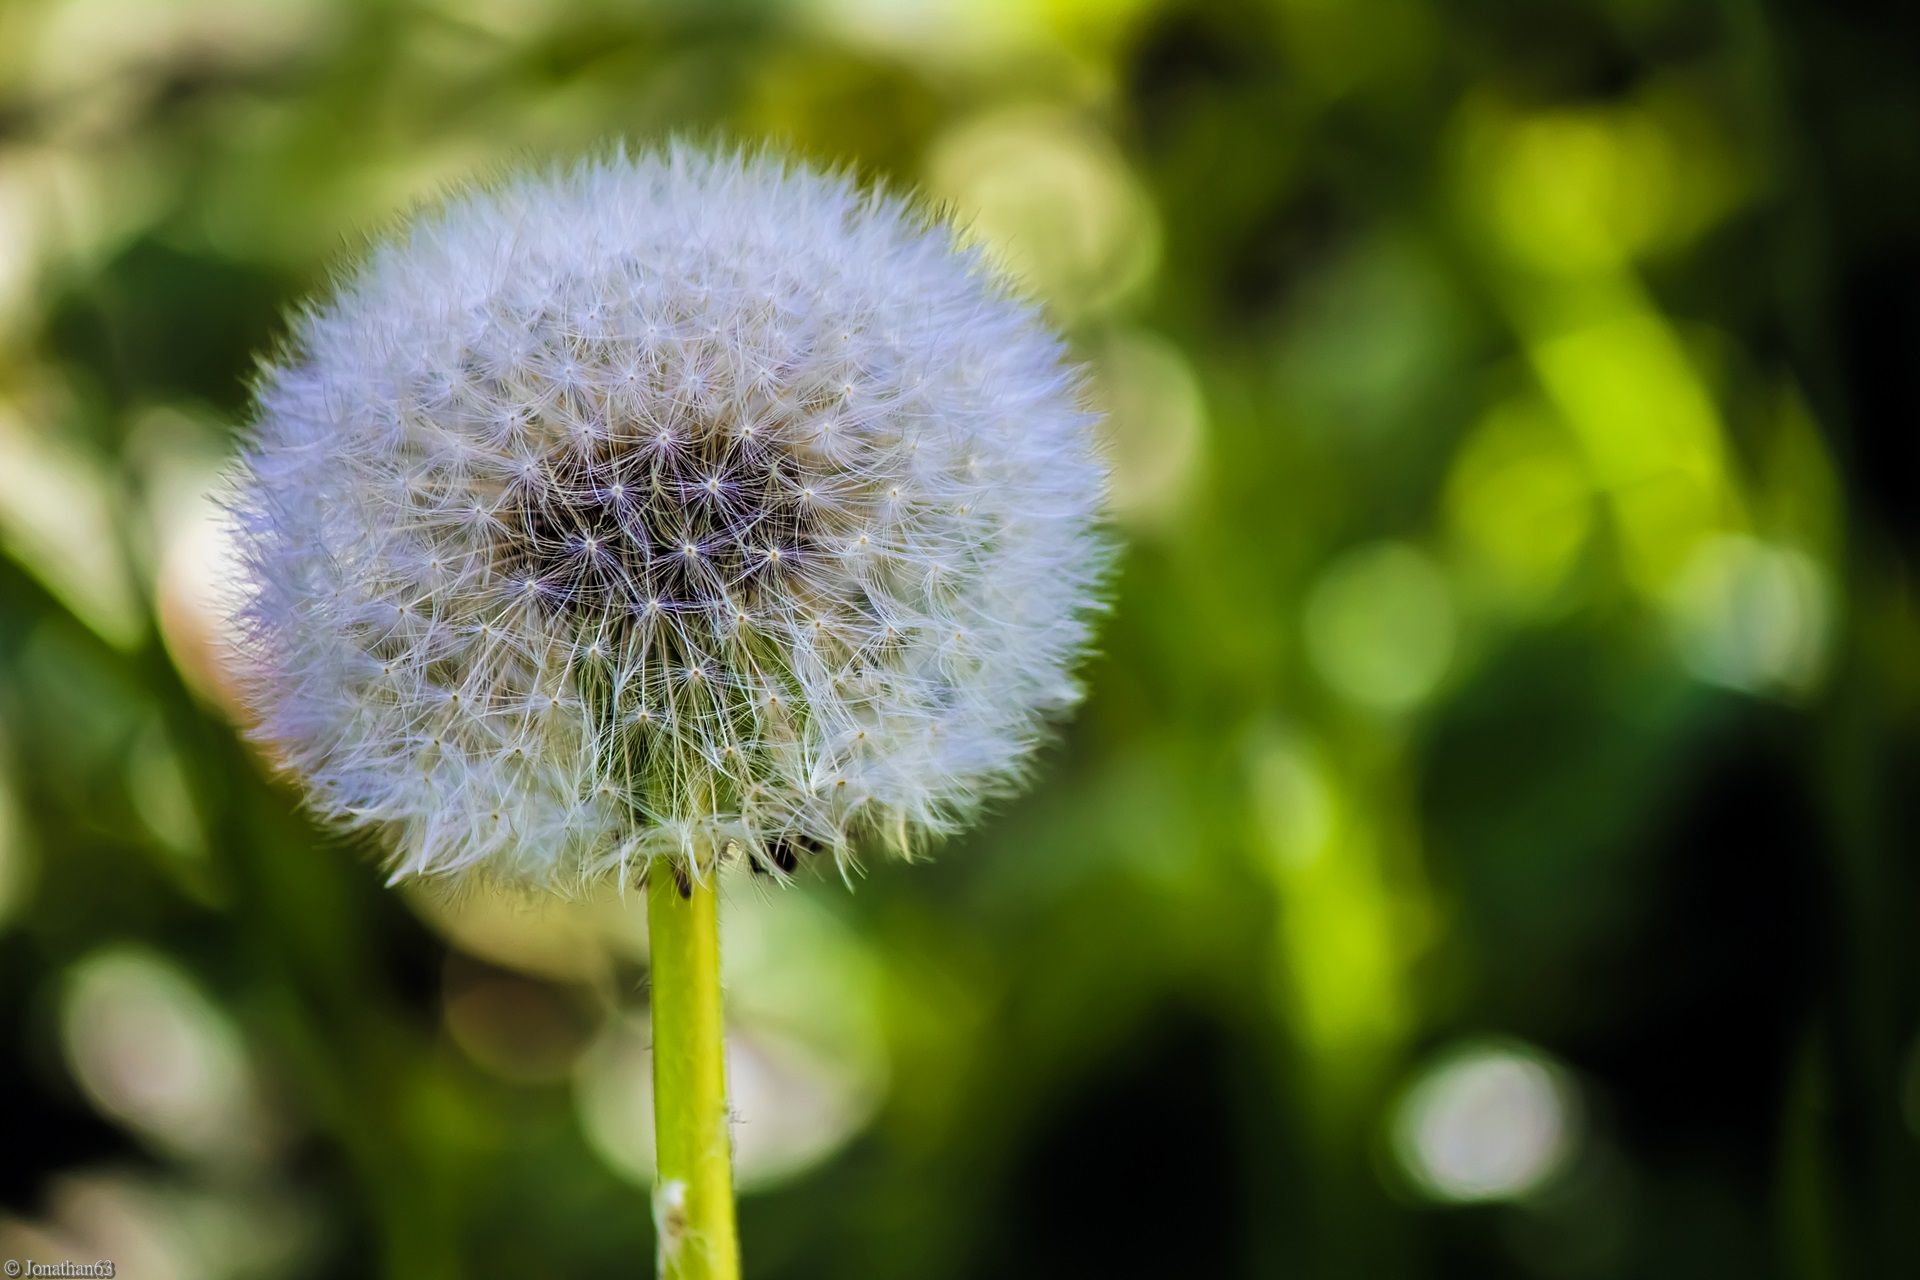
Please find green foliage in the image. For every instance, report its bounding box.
[0,0,1913,1276]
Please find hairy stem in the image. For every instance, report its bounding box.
[647,865,740,1280]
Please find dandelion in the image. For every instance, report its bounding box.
[231,145,1108,1278]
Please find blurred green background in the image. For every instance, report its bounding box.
[0,0,1915,1276]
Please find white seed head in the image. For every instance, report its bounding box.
[231,146,1108,890]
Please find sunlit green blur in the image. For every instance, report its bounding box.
[0,1,1913,1277]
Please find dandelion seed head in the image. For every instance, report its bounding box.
[231,146,1108,890]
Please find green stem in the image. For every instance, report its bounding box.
[647,866,740,1280]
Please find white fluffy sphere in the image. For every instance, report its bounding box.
[233,147,1108,890]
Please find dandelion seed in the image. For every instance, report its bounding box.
[230,145,1107,891]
